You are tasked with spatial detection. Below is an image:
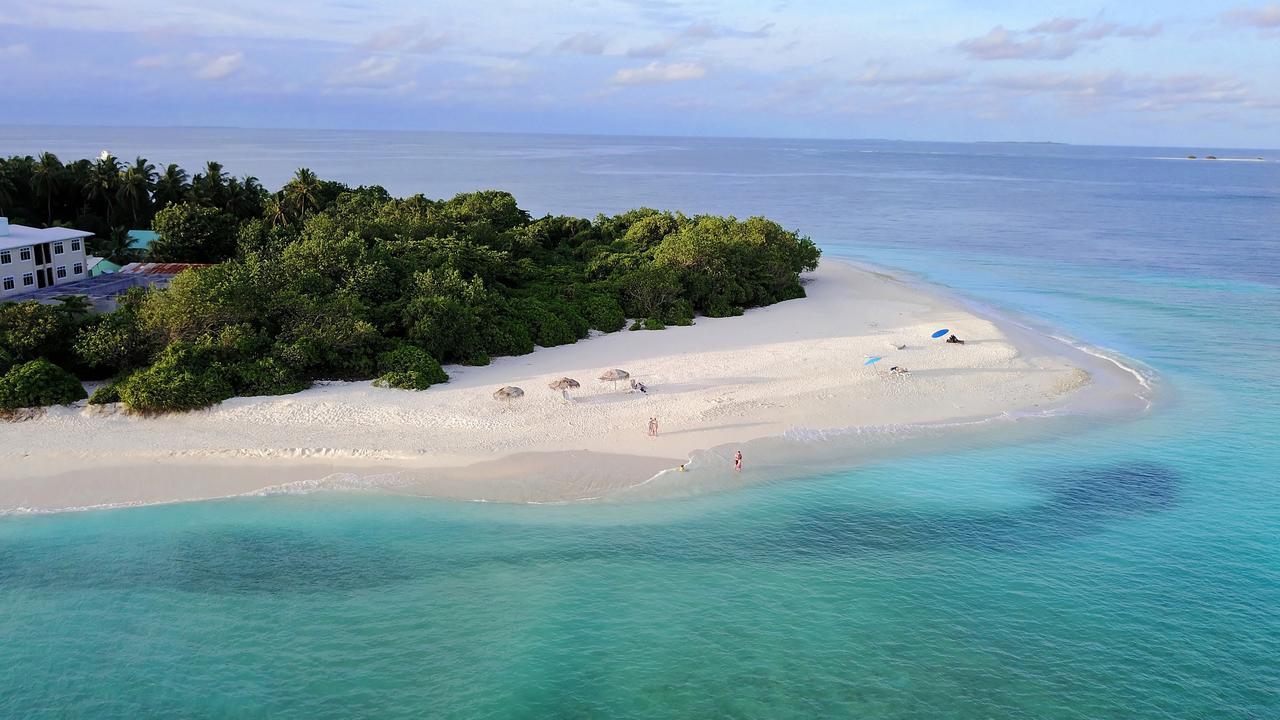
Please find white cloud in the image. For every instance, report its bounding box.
[611,61,707,85]
[987,71,1264,112]
[556,32,608,55]
[362,21,449,54]
[627,38,679,58]
[1028,18,1085,35]
[450,60,532,90]
[959,18,1162,61]
[329,55,403,87]
[626,20,771,58]
[133,54,172,69]
[850,62,966,87]
[1223,4,1280,30]
[194,52,244,80]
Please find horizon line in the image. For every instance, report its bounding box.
[2,122,1277,155]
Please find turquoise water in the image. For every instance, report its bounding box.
[1,131,1278,718]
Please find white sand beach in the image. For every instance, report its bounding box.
[0,261,1150,512]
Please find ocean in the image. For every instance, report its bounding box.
[1,127,1277,718]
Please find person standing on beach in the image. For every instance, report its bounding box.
[648,417,658,437]
[734,450,743,472]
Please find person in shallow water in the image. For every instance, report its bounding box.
[947,334,965,344]
[734,450,743,472]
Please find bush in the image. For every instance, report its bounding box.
[0,347,14,375]
[88,378,124,405]
[0,360,87,409]
[579,294,626,333]
[74,315,153,375]
[117,343,234,413]
[0,301,71,363]
[230,357,309,397]
[629,320,643,331]
[661,298,695,327]
[372,344,448,390]
[150,202,239,262]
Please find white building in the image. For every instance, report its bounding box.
[0,217,93,299]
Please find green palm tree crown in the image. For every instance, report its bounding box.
[118,156,157,227]
[31,152,64,226]
[283,167,321,224]
[154,164,190,210]
[0,170,15,216]
[86,153,123,225]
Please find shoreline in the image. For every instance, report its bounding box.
[0,260,1154,514]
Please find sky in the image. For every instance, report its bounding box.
[1,1,1278,147]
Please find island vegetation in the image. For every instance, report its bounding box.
[0,153,819,414]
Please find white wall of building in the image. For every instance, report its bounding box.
[0,222,91,299]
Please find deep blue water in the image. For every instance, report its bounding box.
[1,128,1278,718]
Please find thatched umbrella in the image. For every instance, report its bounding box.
[493,386,524,401]
[599,368,630,391]
[547,377,581,391]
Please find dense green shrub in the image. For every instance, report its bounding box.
[642,317,667,330]
[0,301,71,363]
[88,378,124,405]
[230,357,309,397]
[150,202,239,262]
[74,314,154,376]
[373,344,448,390]
[0,360,87,409]
[661,298,695,327]
[117,343,234,413]
[579,294,626,333]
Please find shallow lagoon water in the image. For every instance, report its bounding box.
[1,129,1277,718]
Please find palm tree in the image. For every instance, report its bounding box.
[99,226,139,265]
[85,152,122,226]
[0,171,15,217]
[264,196,289,228]
[31,152,63,226]
[230,175,266,218]
[283,167,321,224]
[118,156,157,227]
[192,160,228,209]
[153,163,189,211]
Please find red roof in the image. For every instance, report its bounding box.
[117,262,212,276]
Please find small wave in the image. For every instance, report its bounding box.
[237,471,407,498]
[1047,334,1154,393]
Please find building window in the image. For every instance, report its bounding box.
[2,277,13,291]
[54,242,64,255]
[73,263,84,275]
[56,265,67,279]
[0,251,9,264]
[19,248,30,261]
[71,239,81,252]
[22,273,34,287]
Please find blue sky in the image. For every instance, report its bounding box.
[1,1,1277,146]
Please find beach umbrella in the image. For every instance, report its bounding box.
[931,328,950,339]
[599,368,630,390]
[493,386,524,401]
[863,356,883,366]
[547,377,581,391]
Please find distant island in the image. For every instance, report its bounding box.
[0,153,819,414]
